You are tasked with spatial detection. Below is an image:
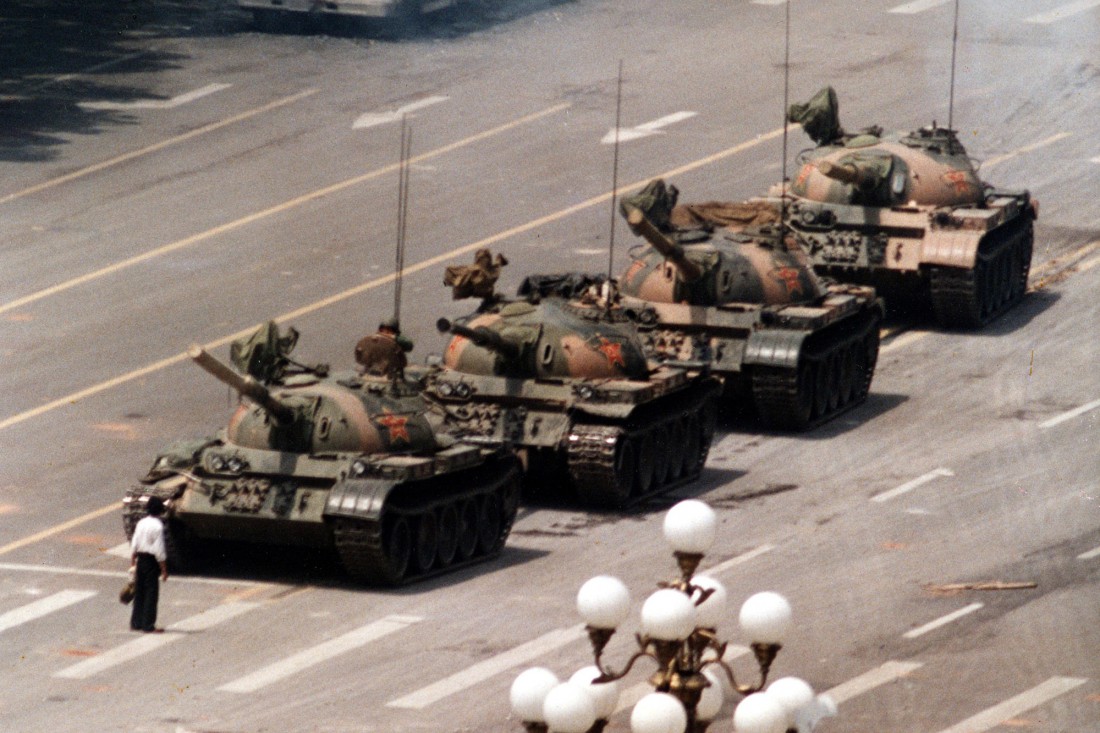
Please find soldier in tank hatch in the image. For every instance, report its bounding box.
[355,317,413,378]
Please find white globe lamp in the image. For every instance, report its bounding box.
[641,588,697,641]
[733,692,788,733]
[577,576,632,630]
[511,667,560,723]
[630,692,687,733]
[663,499,718,554]
[543,682,597,733]
[739,592,792,644]
[569,666,621,721]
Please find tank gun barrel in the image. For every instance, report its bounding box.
[188,344,294,424]
[816,160,878,189]
[436,319,521,361]
[623,205,703,282]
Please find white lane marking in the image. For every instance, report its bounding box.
[703,545,775,576]
[1025,0,1100,23]
[982,132,1072,170]
[0,561,269,588]
[826,661,924,704]
[602,111,697,144]
[613,645,750,714]
[79,83,232,111]
[353,95,449,129]
[0,590,97,634]
[106,542,131,558]
[880,330,928,354]
[935,677,1088,733]
[1092,155,1100,164]
[751,0,788,5]
[902,602,983,639]
[220,614,422,693]
[1077,546,1100,560]
[386,624,587,709]
[889,0,951,13]
[54,602,259,679]
[871,468,954,503]
[1039,398,1100,429]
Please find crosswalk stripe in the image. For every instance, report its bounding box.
[889,0,951,13]
[219,614,423,693]
[0,590,97,634]
[1025,0,1100,23]
[903,602,984,639]
[826,660,924,704]
[54,602,259,679]
[935,677,1088,733]
[386,624,587,709]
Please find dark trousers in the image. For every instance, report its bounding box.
[130,553,160,631]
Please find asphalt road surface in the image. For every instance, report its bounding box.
[1,1,1097,732]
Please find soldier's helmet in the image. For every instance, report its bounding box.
[379,317,400,332]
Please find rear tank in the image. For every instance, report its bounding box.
[123,323,521,585]
[609,179,884,431]
[781,86,1036,328]
[425,280,722,509]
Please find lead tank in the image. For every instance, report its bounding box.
[606,180,884,430]
[123,323,521,585]
[425,279,722,509]
[780,86,1036,328]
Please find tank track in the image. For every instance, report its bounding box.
[123,484,199,573]
[750,306,882,430]
[329,457,521,586]
[565,380,720,509]
[929,215,1033,328]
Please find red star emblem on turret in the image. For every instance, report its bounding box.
[596,337,626,369]
[943,170,976,196]
[772,266,805,297]
[374,410,410,444]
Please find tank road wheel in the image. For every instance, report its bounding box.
[810,359,830,419]
[681,415,703,477]
[666,419,686,481]
[164,519,203,574]
[837,344,856,407]
[456,500,479,561]
[436,505,459,568]
[413,512,438,573]
[651,426,673,489]
[634,432,657,497]
[379,516,412,584]
[477,494,503,555]
[826,351,842,412]
[609,438,637,506]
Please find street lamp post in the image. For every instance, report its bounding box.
[510,500,836,733]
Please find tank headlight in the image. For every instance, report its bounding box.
[438,382,454,397]
[227,457,246,473]
[576,385,595,400]
[454,382,471,398]
[210,455,226,472]
[350,459,368,477]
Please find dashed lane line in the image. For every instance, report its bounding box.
[935,677,1088,733]
[1078,546,1100,560]
[0,89,319,205]
[871,468,954,503]
[1039,398,1100,430]
[0,561,270,588]
[826,660,924,704]
[385,624,587,709]
[1025,0,1100,24]
[54,601,260,679]
[219,614,423,693]
[0,502,120,556]
[703,545,775,576]
[981,132,1072,170]
[888,0,952,14]
[0,102,567,316]
[902,602,984,639]
[0,590,97,634]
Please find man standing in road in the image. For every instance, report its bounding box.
[129,496,168,633]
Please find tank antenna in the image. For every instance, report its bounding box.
[947,0,959,131]
[606,59,624,308]
[393,116,411,328]
[779,0,792,244]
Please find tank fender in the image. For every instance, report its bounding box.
[324,477,398,523]
[921,229,983,268]
[743,329,808,369]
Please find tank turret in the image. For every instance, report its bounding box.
[436,319,522,361]
[124,324,522,585]
[782,86,1036,327]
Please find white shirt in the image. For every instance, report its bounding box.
[131,516,167,563]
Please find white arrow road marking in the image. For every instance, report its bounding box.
[871,468,954,503]
[353,95,449,129]
[1026,0,1100,23]
[0,590,96,634]
[602,111,697,144]
[79,83,232,111]
[935,677,1088,733]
